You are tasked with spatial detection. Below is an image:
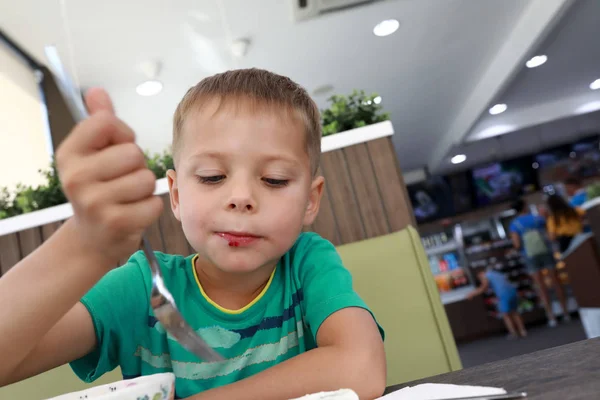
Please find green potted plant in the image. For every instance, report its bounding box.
[321,90,390,136]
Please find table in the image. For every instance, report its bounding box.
[385,338,600,399]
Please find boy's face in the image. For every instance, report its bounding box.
[565,183,577,196]
[167,99,324,274]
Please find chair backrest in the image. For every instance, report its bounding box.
[336,227,462,387]
[0,364,121,399]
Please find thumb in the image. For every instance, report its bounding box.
[85,87,115,115]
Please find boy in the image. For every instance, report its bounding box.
[509,199,568,327]
[0,69,386,399]
[467,267,527,339]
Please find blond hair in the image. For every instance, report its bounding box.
[173,68,321,175]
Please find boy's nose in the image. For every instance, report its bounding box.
[227,197,256,212]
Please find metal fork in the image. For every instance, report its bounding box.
[44,45,223,362]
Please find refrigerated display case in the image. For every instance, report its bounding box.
[422,226,475,303]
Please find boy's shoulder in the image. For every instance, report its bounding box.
[283,232,344,280]
[286,232,338,263]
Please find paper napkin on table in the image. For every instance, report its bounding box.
[290,389,359,400]
[377,383,506,399]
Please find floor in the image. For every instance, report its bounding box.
[457,317,588,368]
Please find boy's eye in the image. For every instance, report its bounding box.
[197,175,225,184]
[263,178,289,187]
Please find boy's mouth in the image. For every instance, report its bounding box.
[216,232,261,247]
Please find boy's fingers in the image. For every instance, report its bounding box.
[59,112,136,158]
[85,87,114,115]
[95,168,157,204]
[85,143,147,182]
[109,196,164,231]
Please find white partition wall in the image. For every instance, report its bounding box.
[0,40,52,190]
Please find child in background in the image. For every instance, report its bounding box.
[546,194,585,254]
[468,266,527,339]
[0,70,386,399]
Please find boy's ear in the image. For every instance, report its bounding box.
[166,169,181,221]
[303,175,325,226]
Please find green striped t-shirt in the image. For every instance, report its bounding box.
[70,232,382,399]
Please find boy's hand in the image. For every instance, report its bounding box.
[55,88,163,267]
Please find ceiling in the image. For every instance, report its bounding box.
[445,0,600,174]
[1,0,591,176]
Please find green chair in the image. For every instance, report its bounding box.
[336,227,462,387]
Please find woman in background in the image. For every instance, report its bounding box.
[546,194,585,254]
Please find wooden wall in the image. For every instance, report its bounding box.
[0,136,415,275]
[311,137,414,245]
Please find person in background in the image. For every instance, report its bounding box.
[468,266,527,339]
[565,177,588,207]
[546,194,585,254]
[509,199,569,327]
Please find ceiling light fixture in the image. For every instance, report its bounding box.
[136,60,163,96]
[374,96,382,104]
[489,103,507,115]
[136,80,163,96]
[451,154,467,165]
[532,162,539,169]
[373,19,399,37]
[590,79,600,90]
[526,55,547,68]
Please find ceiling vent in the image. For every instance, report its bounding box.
[291,0,379,22]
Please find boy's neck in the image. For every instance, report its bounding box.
[194,256,276,311]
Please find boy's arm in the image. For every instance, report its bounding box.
[0,88,162,385]
[510,232,521,250]
[467,272,489,300]
[190,307,386,400]
[0,220,102,385]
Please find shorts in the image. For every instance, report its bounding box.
[525,252,556,273]
[498,292,519,314]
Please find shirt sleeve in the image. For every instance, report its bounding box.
[295,233,384,343]
[509,220,519,234]
[70,251,150,382]
[536,215,547,229]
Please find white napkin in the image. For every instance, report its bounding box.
[290,389,359,400]
[377,383,506,399]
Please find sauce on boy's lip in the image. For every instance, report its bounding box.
[216,232,262,247]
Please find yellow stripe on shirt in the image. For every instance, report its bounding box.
[191,255,276,314]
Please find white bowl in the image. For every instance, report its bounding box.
[45,372,175,400]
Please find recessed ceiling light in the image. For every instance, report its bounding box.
[526,55,547,68]
[532,162,539,169]
[451,154,467,165]
[590,79,600,90]
[489,103,507,115]
[373,19,399,37]
[136,80,163,96]
[374,96,382,104]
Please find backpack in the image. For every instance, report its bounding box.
[515,219,549,258]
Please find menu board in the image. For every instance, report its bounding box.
[408,172,475,223]
[535,136,600,185]
[471,156,538,207]
[407,176,454,223]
